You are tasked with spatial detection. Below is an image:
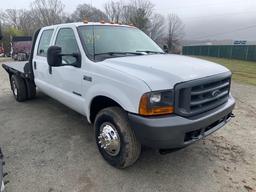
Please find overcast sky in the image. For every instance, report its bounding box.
[1,0,256,41]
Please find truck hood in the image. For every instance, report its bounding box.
[102,54,230,90]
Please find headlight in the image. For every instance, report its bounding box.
[139,90,174,116]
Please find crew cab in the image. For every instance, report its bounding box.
[2,22,235,168]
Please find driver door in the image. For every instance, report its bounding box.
[50,27,85,114]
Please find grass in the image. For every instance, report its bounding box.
[196,56,256,86]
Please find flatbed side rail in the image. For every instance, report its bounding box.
[2,64,28,79]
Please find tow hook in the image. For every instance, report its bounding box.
[226,113,235,122]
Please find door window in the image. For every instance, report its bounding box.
[37,29,54,57]
[55,28,80,65]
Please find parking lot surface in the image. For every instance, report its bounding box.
[0,61,256,192]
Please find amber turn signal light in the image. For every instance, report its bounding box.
[139,94,174,116]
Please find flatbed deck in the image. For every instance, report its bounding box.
[2,61,26,73]
[1,61,34,80]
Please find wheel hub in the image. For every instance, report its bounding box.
[98,123,120,156]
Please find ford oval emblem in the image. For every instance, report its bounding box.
[212,90,221,97]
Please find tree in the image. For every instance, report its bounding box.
[1,9,33,35]
[122,0,154,34]
[19,10,36,35]
[71,4,108,22]
[30,0,65,27]
[0,9,21,27]
[166,13,185,52]
[104,0,123,23]
[0,26,25,55]
[149,14,165,45]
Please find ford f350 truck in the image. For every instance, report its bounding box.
[2,22,235,168]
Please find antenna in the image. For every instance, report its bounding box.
[90,0,96,60]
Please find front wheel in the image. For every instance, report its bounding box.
[94,107,141,168]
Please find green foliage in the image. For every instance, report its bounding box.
[5,27,25,37]
[0,26,25,54]
[197,56,256,86]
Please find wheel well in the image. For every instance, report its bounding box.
[90,96,122,123]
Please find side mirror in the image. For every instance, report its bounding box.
[163,44,169,53]
[47,46,62,67]
[47,46,81,68]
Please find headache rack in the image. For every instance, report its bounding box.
[174,72,231,117]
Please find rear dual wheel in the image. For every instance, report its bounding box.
[10,75,36,102]
[11,75,27,102]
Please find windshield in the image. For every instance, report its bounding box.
[78,25,164,61]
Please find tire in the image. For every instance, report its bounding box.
[94,107,141,168]
[10,75,27,102]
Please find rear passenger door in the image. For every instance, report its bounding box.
[33,28,54,91]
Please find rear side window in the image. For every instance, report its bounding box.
[37,29,54,57]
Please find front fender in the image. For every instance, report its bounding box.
[84,83,143,123]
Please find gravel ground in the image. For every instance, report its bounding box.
[0,61,255,192]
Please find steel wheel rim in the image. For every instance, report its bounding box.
[98,122,121,156]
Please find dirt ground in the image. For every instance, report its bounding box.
[0,60,255,192]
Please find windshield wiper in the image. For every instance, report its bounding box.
[94,52,144,56]
[136,50,165,54]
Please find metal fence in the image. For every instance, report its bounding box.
[182,45,256,61]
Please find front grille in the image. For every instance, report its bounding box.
[175,72,231,117]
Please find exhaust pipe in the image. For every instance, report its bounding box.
[159,148,181,155]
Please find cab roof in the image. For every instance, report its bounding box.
[42,22,135,29]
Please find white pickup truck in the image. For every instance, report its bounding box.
[2,22,235,168]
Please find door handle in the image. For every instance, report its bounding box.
[83,75,92,82]
[33,61,37,70]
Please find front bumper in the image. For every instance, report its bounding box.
[129,95,235,149]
